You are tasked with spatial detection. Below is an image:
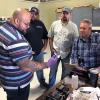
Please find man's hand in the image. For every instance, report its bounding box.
[98,73,100,77]
[32,51,35,54]
[36,62,48,69]
[75,66,88,72]
[51,48,57,56]
[47,54,59,68]
[17,59,48,72]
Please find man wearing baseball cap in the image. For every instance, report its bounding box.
[48,7,79,88]
[24,7,49,89]
[62,7,71,13]
[30,7,39,15]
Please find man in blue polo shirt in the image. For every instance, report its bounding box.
[0,8,48,100]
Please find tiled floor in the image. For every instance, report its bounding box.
[0,47,62,100]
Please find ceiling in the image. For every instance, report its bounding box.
[25,0,53,2]
[24,0,65,2]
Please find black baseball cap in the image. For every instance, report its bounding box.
[30,7,39,14]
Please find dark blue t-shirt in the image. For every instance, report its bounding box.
[24,20,48,54]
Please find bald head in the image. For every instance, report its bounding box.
[11,8,31,33]
[12,8,29,20]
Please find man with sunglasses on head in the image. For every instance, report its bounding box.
[48,7,78,88]
[24,7,49,89]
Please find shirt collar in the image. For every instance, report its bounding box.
[6,21,25,35]
[79,34,92,43]
[60,20,69,26]
[6,21,19,31]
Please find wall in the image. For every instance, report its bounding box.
[0,0,99,30]
[39,0,99,29]
[0,0,39,17]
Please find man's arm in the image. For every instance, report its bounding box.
[70,38,89,71]
[41,21,48,52]
[74,24,79,37]
[70,38,79,65]
[17,58,48,72]
[41,39,48,51]
[49,37,53,51]
[48,37,56,56]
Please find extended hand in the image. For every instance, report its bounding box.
[75,66,88,72]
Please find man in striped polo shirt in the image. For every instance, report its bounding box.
[0,8,48,100]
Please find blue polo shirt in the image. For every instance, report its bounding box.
[0,22,33,90]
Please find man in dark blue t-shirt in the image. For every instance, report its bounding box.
[24,7,48,89]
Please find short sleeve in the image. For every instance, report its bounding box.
[5,39,32,63]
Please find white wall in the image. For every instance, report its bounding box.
[0,0,99,29]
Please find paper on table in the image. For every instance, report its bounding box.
[78,87,96,93]
[72,87,100,100]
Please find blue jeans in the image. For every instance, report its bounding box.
[33,52,45,84]
[49,54,71,87]
[4,84,30,100]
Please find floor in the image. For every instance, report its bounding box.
[0,46,62,100]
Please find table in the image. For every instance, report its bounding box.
[36,77,90,100]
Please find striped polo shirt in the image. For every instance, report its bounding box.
[0,22,33,90]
